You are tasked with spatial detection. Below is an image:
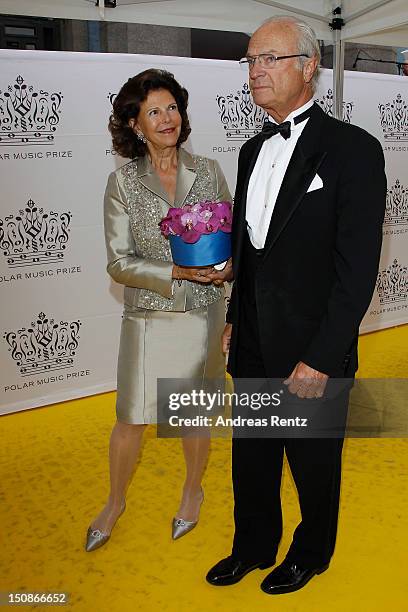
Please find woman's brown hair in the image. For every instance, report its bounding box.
[108,68,191,159]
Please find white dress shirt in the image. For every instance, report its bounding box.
[246,99,314,249]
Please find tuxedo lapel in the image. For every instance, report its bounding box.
[233,134,265,272]
[262,105,327,258]
[239,134,265,212]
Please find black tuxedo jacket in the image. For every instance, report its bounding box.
[227,103,386,379]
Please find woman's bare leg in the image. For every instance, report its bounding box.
[176,432,210,521]
[90,420,147,533]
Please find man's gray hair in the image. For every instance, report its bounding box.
[262,15,321,92]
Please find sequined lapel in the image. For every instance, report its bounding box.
[174,149,197,207]
[137,154,170,204]
[136,149,196,210]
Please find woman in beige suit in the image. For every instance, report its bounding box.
[85,69,231,551]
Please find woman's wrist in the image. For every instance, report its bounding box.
[172,264,184,284]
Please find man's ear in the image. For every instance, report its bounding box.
[303,56,318,85]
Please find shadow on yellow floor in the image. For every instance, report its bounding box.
[0,326,407,611]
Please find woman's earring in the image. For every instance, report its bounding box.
[136,132,147,143]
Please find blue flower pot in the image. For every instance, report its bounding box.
[169,231,231,267]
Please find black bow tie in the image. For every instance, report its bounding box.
[261,104,315,141]
[261,120,291,140]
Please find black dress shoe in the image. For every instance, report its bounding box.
[206,555,275,586]
[260,559,330,595]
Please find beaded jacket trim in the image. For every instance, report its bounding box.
[120,155,223,311]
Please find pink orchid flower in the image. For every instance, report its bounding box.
[159,200,233,243]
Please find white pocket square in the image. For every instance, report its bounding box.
[306,173,323,193]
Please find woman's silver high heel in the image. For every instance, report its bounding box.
[172,488,204,540]
[85,501,126,552]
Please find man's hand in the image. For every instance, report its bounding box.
[200,258,233,286]
[221,323,233,355]
[284,361,328,399]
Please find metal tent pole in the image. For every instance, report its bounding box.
[333,30,345,119]
[330,7,345,120]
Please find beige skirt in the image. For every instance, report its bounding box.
[115,299,226,424]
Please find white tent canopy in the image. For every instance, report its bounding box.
[2,1,407,116]
[1,0,407,46]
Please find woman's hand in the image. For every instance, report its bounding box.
[221,323,233,354]
[172,264,213,284]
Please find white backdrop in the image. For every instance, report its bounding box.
[0,50,407,415]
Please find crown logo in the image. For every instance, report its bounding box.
[216,83,267,141]
[0,199,72,268]
[108,92,117,106]
[0,75,63,146]
[384,179,408,226]
[376,258,408,304]
[315,89,353,123]
[3,312,81,377]
[378,94,408,141]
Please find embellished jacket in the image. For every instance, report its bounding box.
[103,148,231,311]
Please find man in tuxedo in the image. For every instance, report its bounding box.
[205,15,386,594]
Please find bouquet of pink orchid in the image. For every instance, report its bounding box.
[160,201,232,243]
[159,200,232,267]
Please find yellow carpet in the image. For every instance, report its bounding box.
[0,326,407,611]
